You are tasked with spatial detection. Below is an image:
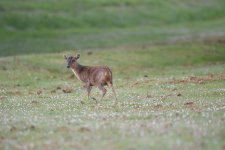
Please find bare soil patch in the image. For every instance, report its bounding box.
[164,73,225,84]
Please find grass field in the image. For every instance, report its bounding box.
[0,44,225,150]
[0,0,225,150]
[0,0,225,56]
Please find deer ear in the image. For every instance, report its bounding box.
[75,54,80,60]
[64,55,68,60]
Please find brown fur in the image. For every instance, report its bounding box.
[64,54,117,102]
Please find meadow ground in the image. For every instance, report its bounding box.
[0,43,225,150]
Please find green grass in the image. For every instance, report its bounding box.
[0,0,225,56]
[0,43,225,150]
[1,0,225,29]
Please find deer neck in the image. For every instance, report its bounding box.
[71,62,82,80]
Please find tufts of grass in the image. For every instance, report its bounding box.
[0,58,224,150]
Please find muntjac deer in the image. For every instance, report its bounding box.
[64,54,117,102]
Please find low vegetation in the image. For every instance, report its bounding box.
[0,0,225,56]
[0,43,225,149]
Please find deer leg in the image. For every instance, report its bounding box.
[85,84,97,102]
[107,82,117,100]
[98,84,107,101]
[86,86,92,100]
[84,82,92,100]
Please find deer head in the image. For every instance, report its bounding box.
[64,54,80,69]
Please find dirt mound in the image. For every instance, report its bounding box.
[62,86,73,93]
[165,73,225,84]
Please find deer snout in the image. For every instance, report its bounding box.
[67,66,70,68]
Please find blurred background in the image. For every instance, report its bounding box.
[0,0,225,56]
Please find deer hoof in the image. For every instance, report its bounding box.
[92,97,96,100]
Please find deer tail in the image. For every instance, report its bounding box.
[105,67,113,84]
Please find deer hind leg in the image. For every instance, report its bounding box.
[107,82,117,100]
[97,84,107,101]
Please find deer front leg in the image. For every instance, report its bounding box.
[84,83,92,100]
[83,82,91,100]
[84,82,97,103]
